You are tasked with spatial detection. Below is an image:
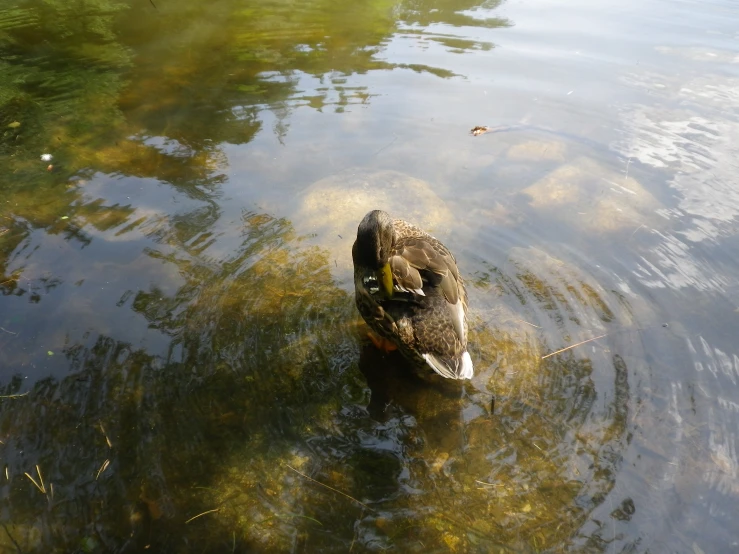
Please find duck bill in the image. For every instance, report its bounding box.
[377,263,394,298]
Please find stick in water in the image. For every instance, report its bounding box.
[285,464,371,510]
[541,333,608,359]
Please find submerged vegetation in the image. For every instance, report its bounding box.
[0,201,636,551]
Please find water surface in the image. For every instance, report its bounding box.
[1,0,738,551]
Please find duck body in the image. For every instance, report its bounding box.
[352,210,473,380]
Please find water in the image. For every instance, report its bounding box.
[1,0,738,551]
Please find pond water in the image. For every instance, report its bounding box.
[1,0,738,552]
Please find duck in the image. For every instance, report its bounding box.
[351,209,473,380]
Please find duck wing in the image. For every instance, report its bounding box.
[390,237,461,304]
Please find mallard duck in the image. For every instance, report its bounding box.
[352,210,473,380]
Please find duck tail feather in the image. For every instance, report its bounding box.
[422,352,474,380]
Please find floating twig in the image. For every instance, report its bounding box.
[630,223,647,238]
[99,422,112,448]
[0,327,17,335]
[285,464,371,510]
[541,333,608,359]
[36,465,45,493]
[185,508,220,524]
[278,512,323,526]
[514,318,541,329]
[0,271,23,287]
[374,134,397,156]
[96,459,110,480]
[0,392,28,399]
[24,465,46,494]
[474,479,501,487]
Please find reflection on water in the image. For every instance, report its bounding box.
[2,0,739,551]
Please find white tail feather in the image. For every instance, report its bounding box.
[422,351,474,380]
[459,351,474,379]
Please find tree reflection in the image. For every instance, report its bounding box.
[0,0,510,301]
[0,211,361,551]
[0,207,635,552]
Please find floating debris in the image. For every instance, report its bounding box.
[0,392,28,399]
[99,422,113,448]
[96,459,110,480]
[541,333,608,359]
[185,508,220,524]
[40,153,53,162]
[470,125,491,136]
[285,464,371,510]
[24,465,46,494]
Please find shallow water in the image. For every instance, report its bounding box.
[1,0,738,552]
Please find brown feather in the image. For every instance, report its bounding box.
[393,240,460,304]
[390,255,423,291]
[439,273,459,304]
